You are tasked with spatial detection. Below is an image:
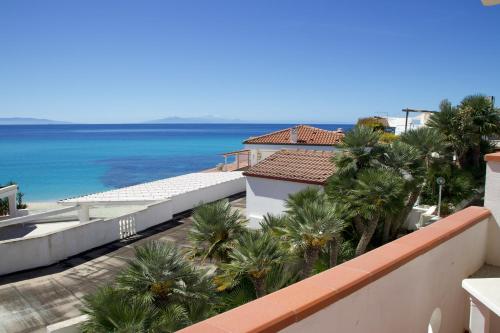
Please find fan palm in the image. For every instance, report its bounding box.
[379,140,427,241]
[283,194,345,278]
[260,213,287,235]
[428,96,500,169]
[218,230,288,297]
[457,94,500,167]
[345,168,405,256]
[286,187,347,268]
[284,186,322,212]
[81,286,157,333]
[400,127,446,168]
[188,199,247,263]
[332,125,382,176]
[116,241,214,323]
[81,286,190,333]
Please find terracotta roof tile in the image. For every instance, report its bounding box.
[243,150,335,185]
[243,125,344,146]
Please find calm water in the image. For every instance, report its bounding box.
[0,123,352,201]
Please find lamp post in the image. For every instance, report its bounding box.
[436,177,445,217]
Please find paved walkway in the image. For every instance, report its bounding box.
[0,196,246,333]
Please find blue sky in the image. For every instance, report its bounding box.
[0,0,499,124]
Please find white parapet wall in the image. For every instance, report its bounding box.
[0,172,245,276]
[485,154,500,266]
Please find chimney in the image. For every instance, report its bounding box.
[337,128,343,133]
[290,126,298,143]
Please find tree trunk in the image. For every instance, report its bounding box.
[302,247,320,278]
[457,151,468,169]
[382,215,393,244]
[390,189,421,239]
[251,276,266,298]
[353,215,365,235]
[472,145,481,169]
[355,218,378,257]
[329,236,340,268]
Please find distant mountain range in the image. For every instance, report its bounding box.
[147,116,246,124]
[0,117,70,125]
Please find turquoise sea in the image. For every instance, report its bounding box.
[0,124,353,201]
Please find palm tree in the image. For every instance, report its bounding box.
[284,186,322,211]
[457,95,500,168]
[259,213,286,235]
[286,187,346,269]
[218,230,288,297]
[428,96,500,169]
[82,241,213,332]
[332,125,382,176]
[81,286,157,333]
[400,127,446,168]
[81,285,193,333]
[345,168,405,256]
[282,191,345,278]
[379,139,428,241]
[116,241,215,323]
[188,199,247,263]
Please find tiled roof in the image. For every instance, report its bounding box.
[243,150,335,185]
[243,125,344,146]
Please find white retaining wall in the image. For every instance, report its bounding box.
[0,175,245,276]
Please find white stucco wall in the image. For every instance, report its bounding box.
[485,158,500,266]
[245,176,321,228]
[244,143,340,166]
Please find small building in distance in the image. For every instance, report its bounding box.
[386,112,434,135]
[243,125,344,166]
[243,149,336,228]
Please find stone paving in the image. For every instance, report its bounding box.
[0,195,246,333]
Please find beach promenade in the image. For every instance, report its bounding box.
[0,195,246,333]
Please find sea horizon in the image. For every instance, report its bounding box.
[0,123,353,202]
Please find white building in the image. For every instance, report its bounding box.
[243,149,335,228]
[243,125,344,166]
[387,112,434,135]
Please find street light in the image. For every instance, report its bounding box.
[436,177,446,217]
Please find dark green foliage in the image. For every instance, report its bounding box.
[188,199,247,263]
[82,241,215,332]
[217,230,289,297]
[0,181,27,215]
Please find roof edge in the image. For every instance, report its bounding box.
[243,173,327,185]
